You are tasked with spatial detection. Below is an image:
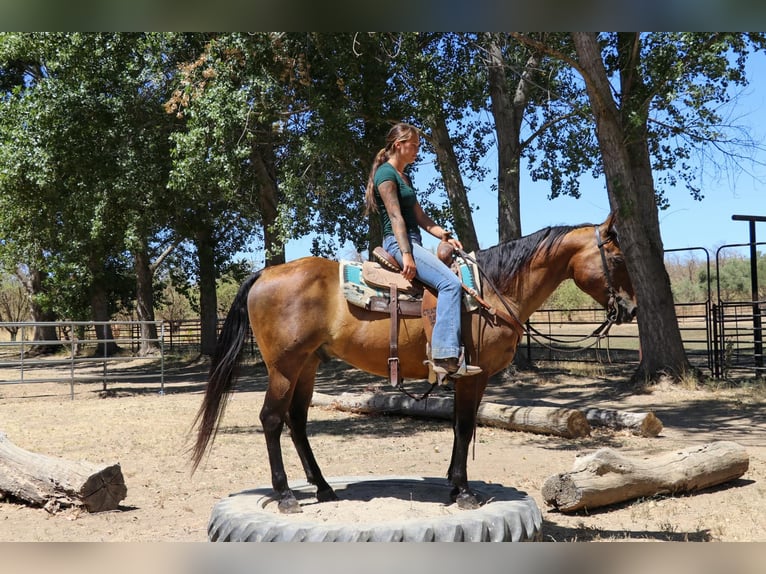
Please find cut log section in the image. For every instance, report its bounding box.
[0,431,127,513]
[312,392,591,438]
[584,408,663,437]
[542,441,749,512]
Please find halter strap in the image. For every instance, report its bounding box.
[594,225,621,324]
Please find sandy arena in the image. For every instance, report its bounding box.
[0,357,764,542]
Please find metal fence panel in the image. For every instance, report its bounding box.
[0,321,165,398]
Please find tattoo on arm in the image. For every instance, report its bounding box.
[378,180,411,253]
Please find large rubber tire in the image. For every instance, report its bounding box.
[208,476,542,542]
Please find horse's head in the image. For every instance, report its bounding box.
[571,212,637,324]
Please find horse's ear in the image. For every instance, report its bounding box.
[598,210,620,244]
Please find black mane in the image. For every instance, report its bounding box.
[476,225,585,292]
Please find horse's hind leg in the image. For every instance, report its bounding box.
[286,356,337,503]
[260,364,304,514]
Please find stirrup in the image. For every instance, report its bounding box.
[423,345,482,384]
[451,359,483,378]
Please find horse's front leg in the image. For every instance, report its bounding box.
[447,376,488,509]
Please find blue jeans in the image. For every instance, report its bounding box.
[383,233,462,359]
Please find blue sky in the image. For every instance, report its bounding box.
[275,54,766,264]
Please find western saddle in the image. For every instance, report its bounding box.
[365,244,519,390]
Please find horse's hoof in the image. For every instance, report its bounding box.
[316,486,338,502]
[277,495,302,514]
[456,493,482,510]
[452,489,483,510]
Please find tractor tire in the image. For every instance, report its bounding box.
[208,476,542,542]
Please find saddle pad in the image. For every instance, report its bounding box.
[455,253,481,312]
[340,261,420,311]
[340,258,481,314]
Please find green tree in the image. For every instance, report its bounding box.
[285,32,406,258]
[510,32,766,381]
[166,33,285,354]
[543,279,592,318]
[0,33,182,355]
[555,32,766,382]
[665,252,710,304]
[0,274,28,340]
[483,33,600,242]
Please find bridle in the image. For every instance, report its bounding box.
[595,225,623,328]
[520,225,622,352]
[399,226,625,401]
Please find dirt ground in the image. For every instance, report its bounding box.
[0,356,764,542]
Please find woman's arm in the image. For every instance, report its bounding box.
[413,202,464,250]
[378,180,417,280]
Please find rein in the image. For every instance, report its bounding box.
[455,249,525,338]
[522,226,620,354]
[394,226,621,400]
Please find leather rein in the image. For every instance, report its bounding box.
[522,225,622,352]
[394,227,621,399]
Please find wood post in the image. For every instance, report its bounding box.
[542,441,749,512]
[312,391,591,438]
[0,431,127,513]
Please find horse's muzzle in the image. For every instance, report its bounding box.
[615,296,637,324]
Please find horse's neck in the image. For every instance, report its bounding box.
[501,240,578,322]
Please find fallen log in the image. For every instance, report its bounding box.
[542,441,749,512]
[584,408,663,437]
[312,391,591,438]
[0,431,127,513]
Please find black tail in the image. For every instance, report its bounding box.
[190,270,262,473]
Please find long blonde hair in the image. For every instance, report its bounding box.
[364,122,419,215]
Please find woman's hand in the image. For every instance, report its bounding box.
[446,237,463,251]
[401,252,416,281]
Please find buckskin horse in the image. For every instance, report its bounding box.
[192,212,637,512]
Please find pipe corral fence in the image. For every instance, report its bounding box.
[0,321,166,399]
[0,236,763,396]
[521,241,764,381]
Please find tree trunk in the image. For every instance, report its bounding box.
[17,266,58,355]
[572,32,691,383]
[134,240,159,356]
[584,408,663,437]
[312,392,591,438]
[89,277,119,357]
[485,32,524,243]
[428,112,480,252]
[542,441,749,512]
[195,226,219,356]
[0,431,127,513]
[251,137,285,267]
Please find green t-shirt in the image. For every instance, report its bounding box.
[373,162,419,237]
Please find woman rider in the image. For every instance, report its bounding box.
[364,122,480,378]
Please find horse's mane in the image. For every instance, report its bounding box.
[476,224,585,292]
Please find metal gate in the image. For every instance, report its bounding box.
[711,238,765,379]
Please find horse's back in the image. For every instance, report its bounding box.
[246,256,428,377]
[248,257,341,320]
[246,257,343,355]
